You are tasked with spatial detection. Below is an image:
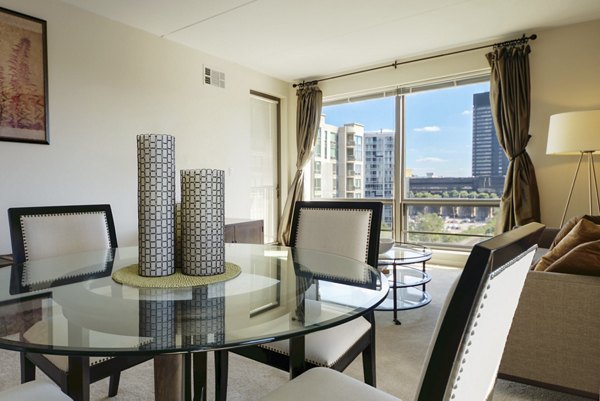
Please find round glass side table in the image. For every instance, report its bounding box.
[376,243,433,325]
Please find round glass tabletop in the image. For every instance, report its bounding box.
[0,244,389,356]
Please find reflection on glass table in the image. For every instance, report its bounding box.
[0,244,389,400]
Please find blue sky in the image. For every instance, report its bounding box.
[322,82,490,177]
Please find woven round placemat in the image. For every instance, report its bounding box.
[112,262,241,288]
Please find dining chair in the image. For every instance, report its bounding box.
[7,204,151,401]
[258,222,545,401]
[215,201,383,400]
[0,380,73,401]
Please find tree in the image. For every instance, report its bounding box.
[409,212,444,243]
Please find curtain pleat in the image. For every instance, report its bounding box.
[486,45,541,231]
[277,86,323,245]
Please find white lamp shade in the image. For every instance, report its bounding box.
[546,110,600,155]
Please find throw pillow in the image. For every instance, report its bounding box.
[549,215,583,249]
[549,215,600,249]
[534,218,600,271]
[546,239,600,276]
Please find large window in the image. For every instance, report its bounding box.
[309,77,505,248]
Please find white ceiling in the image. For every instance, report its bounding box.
[62,0,600,82]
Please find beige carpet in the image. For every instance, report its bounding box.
[0,266,589,400]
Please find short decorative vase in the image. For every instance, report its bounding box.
[137,134,176,277]
[180,169,225,276]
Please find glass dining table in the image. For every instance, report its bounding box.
[0,243,388,401]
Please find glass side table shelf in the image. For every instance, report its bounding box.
[376,243,433,325]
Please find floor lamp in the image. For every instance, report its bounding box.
[546,110,600,227]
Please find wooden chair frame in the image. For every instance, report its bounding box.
[214,201,383,401]
[8,204,151,401]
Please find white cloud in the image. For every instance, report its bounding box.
[462,109,472,115]
[416,157,446,163]
[414,126,441,132]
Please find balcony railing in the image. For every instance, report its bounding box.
[304,196,500,250]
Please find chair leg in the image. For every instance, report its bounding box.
[108,372,120,397]
[362,343,376,386]
[66,356,91,401]
[362,312,377,387]
[20,353,36,383]
[214,350,228,401]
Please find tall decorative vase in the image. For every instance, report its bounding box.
[180,169,225,276]
[137,134,176,277]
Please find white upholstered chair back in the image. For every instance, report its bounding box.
[415,223,543,401]
[8,205,117,263]
[294,209,372,263]
[290,201,382,267]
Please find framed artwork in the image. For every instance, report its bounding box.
[0,7,48,144]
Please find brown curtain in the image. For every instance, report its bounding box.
[277,85,323,245]
[486,45,540,232]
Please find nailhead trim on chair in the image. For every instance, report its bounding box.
[20,212,112,287]
[21,212,112,261]
[448,249,532,400]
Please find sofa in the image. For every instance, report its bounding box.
[498,226,600,398]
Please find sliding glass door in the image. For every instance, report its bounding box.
[249,91,280,243]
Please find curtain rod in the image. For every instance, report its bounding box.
[293,33,537,88]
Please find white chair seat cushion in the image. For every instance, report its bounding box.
[261,317,371,367]
[260,367,401,401]
[23,321,112,372]
[0,380,72,400]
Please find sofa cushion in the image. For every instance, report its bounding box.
[534,218,600,271]
[546,239,600,276]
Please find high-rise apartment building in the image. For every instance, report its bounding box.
[364,130,394,198]
[472,92,508,195]
[338,123,365,198]
[313,117,365,199]
[312,116,339,198]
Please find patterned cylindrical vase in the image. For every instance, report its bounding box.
[175,202,182,269]
[137,134,176,277]
[181,169,225,276]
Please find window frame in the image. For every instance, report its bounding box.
[311,73,501,250]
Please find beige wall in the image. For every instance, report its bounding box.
[0,0,289,253]
[290,19,600,231]
[529,19,600,227]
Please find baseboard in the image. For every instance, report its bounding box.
[497,373,598,400]
[430,248,469,268]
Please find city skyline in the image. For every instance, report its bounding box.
[322,82,491,177]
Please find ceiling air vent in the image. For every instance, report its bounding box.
[204,66,226,89]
